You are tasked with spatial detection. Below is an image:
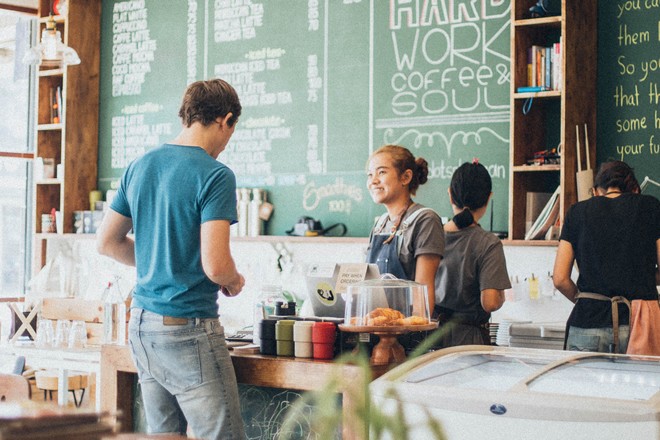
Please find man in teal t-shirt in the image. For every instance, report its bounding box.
[97,79,246,439]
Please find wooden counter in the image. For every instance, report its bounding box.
[101,345,389,440]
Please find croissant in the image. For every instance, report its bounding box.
[365,307,405,326]
[397,316,429,326]
[349,308,428,326]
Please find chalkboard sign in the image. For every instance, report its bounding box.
[98,1,511,236]
[597,1,660,194]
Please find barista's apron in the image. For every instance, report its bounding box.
[366,207,433,280]
[563,292,631,353]
[433,306,491,347]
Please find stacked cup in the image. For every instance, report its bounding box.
[275,320,295,356]
[312,322,337,360]
[259,319,277,355]
[293,321,314,358]
[68,320,87,349]
[35,319,54,348]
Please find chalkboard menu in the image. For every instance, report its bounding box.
[98,1,511,236]
[597,1,660,194]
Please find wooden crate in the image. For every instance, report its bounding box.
[40,298,129,346]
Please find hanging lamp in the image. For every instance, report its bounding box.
[22,12,79,67]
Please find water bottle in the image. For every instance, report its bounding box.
[248,188,265,237]
[103,278,127,345]
[237,188,250,237]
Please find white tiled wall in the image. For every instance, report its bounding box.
[32,237,573,335]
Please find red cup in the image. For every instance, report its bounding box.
[312,322,336,360]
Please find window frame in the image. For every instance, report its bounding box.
[0,4,38,298]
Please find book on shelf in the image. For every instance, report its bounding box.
[524,186,560,240]
[524,42,561,91]
[516,85,550,93]
[552,37,562,91]
[525,191,553,234]
[56,86,62,123]
[527,47,533,86]
[50,86,62,124]
[544,46,551,89]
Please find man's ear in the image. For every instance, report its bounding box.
[217,113,234,128]
[225,112,237,128]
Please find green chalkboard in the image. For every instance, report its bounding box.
[98,1,511,236]
[597,1,660,196]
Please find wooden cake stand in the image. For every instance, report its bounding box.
[338,322,438,365]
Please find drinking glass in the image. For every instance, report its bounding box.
[53,319,71,348]
[35,319,54,348]
[68,320,87,349]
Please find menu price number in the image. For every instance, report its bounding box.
[328,199,352,215]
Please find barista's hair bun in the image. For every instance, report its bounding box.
[415,157,429,186]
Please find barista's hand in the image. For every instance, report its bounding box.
[221,273,245,297]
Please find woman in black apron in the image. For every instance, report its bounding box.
[434,161,510,347]
[553,160,660,354]
[366,145,444,312]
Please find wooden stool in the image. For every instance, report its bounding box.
[35,369,88,407]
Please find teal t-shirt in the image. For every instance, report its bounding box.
[110,144,237,318]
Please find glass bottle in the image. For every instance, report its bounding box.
[102,277,127,345]
[528,273,539,300]
[253,284,284,346]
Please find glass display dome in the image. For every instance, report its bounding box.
[342,275,432,328]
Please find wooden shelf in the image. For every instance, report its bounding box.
[512,165,561,172]
[513,16,562,27]
[31,1,101,239]
[35,178,62,185]
[513,90,561,99]
[38,68,65,77]
[37,123,63,131]
[34,233,366,244]
[231,235,370,244]
[508,0,597,242]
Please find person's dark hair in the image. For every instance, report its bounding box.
[449,161,492,229]
[370,144,429,196]
[178,79,242,128]
[594,160,640,194]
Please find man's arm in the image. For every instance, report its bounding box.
[200,219,245,296]
[96,209,136,266]
[553,239,578,303]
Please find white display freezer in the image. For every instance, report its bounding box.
[369,346,660,440]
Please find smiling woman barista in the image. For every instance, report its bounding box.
[366,145,445,310]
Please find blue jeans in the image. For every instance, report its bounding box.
[128,308,245,440]
[566,325,630,354]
